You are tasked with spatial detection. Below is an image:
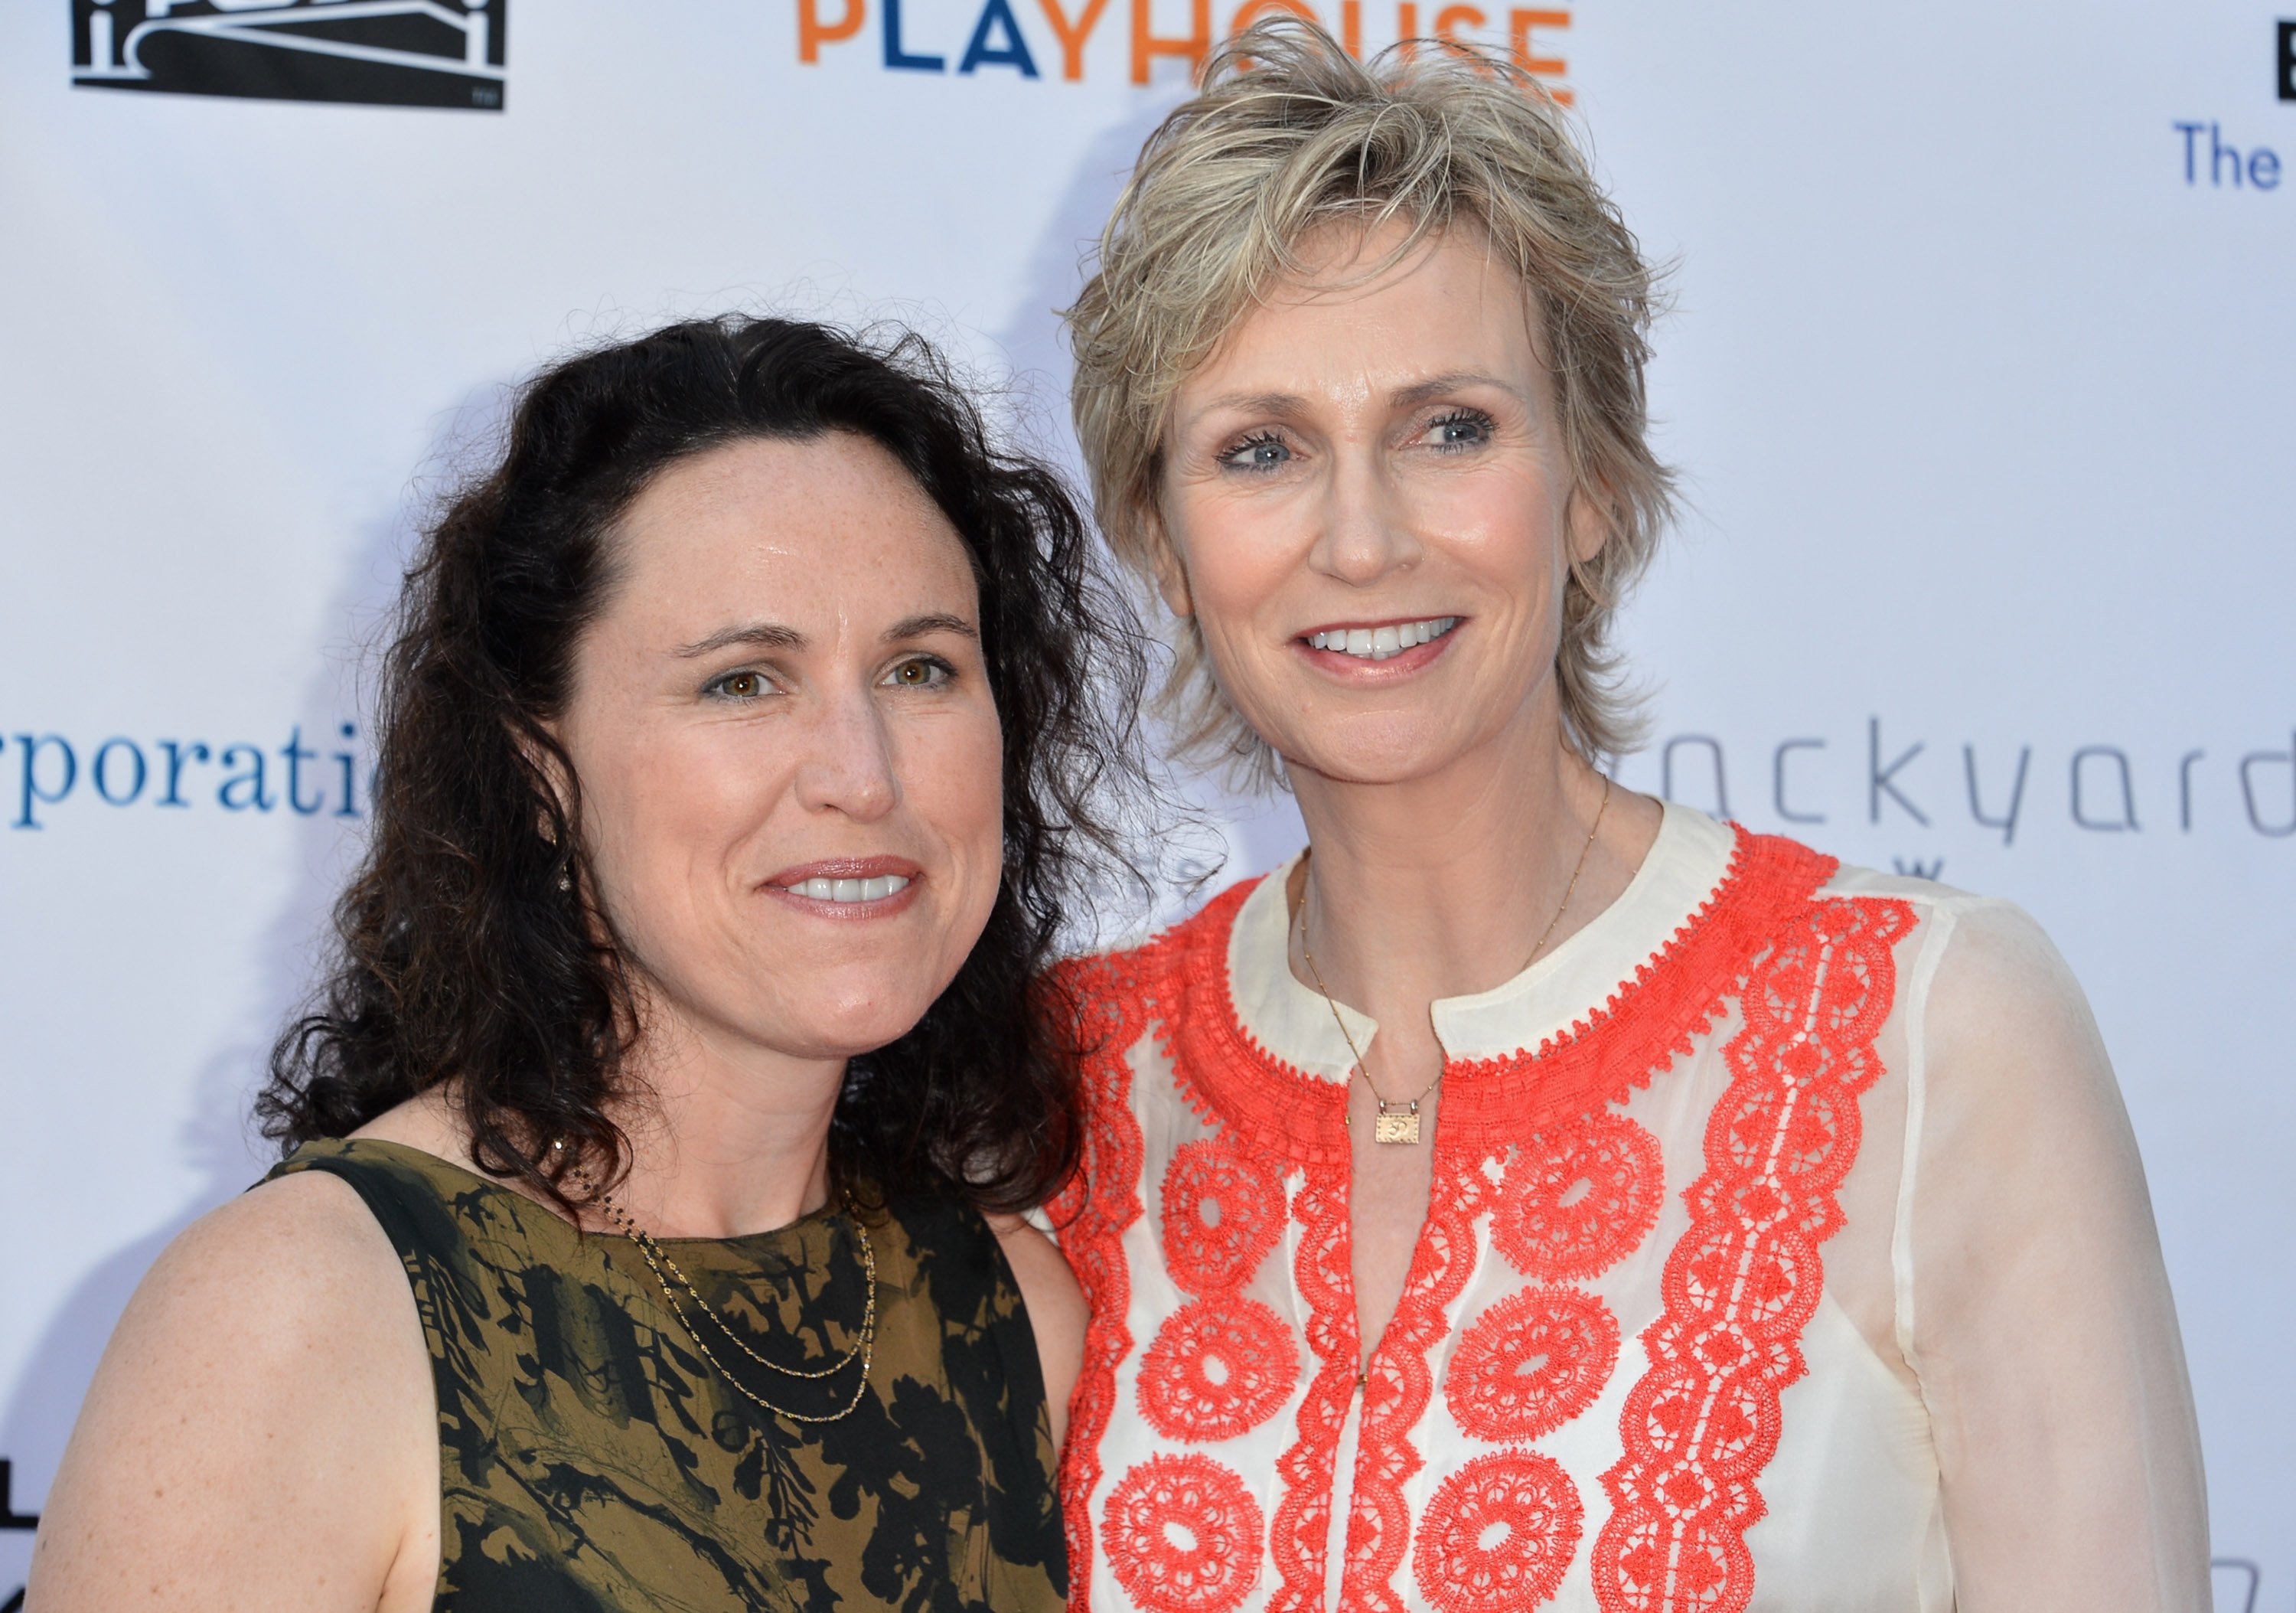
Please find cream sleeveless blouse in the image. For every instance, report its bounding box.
[1047,804,2208,1613]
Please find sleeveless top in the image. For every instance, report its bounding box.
[1045,804,2206,1613]
[266,1137,1068,1613]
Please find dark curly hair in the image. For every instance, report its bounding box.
[259,315,1153,1214]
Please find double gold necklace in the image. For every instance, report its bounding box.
[556,1143,878,1425]
[1297,775,1613,1146]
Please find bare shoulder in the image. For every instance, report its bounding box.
[985,1211,1085,1451]
[29,1164,436,1611]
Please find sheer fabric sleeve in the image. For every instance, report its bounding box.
[1903,899,2210,1611]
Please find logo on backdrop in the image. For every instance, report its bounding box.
[2170,19,2291,188]
[797,0,1575,99]
[70,0,505,110]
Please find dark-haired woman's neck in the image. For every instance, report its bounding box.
[606,1010,843,1239]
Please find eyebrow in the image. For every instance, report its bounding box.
[674,622,806,658]
[885,612,977,643]
[1388,371,1524,409]
[673,613,976,658]
[1193,371,1522,420]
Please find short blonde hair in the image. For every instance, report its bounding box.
[1066,19,1672,779]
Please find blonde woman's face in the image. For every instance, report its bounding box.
[1156,221,1602,787]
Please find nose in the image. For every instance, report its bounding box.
[1308,445,1422,585]
[791,687,900,822]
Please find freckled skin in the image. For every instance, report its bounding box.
[28,433,1084,1612]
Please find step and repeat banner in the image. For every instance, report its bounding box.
[2,1,2290,1603]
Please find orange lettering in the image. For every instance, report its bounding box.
[1432,2,1482,40]
[1507,6,1570,103]
[799,0,866,61]
[1341,0,1361,54]
[1395,0,1418,53]
[1232,0,1316,31]
[1040,0,1115,78]
[1133,0,1212,83]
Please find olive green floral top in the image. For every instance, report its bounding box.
[266,1138,1065,1613]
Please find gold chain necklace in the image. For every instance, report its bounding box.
[1297,775,1613,1146]
[556,1144,878,1425]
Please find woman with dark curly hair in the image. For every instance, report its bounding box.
[30,316,1150,1613]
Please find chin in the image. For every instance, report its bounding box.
[1283,718,1474,787]
[775,978,945,1060]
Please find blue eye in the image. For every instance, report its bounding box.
[1221,433,1293,472]
[1426,410,1495,450]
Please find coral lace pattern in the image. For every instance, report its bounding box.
[1058,827,1911,1613]
[1049,945,1163,1611]
[1140,1297,1301,1442]
[1591,894,1914,1613]
[1104,1452,1267,1613]
[1492,1113,1665,1284]
[1413,1450,1585,1613]
[1335,1151,1484,1613]
[1140,1131,1299,1445]
[1446,1285,1622,1443]
[1161,1140,1286,1295]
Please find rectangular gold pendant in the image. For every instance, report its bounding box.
[1373,1109,1421,1145]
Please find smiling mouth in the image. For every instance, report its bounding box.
[782,874,912,904]
[1304,616,1460,661]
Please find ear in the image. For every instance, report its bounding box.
[1564,480,1611,570]
[512,717,579,840]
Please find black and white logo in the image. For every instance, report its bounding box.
[71,2,504,111]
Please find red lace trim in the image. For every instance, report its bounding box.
[1160,1138,1286,1295]
[1140,1296,1301,1442]
[1102,1451,1266,1613]
[1445,1284,1621,1443]
[1414,1449,1586,1613]
[1059,826,1870,1613]
[1049,945,1163,1613]
[1266,1160,1356,1613]
[1167,830,1839,1170]
[1334,1145,1484,1613]
[1492,1112,1665,1285]
[1590,894,1914,1613]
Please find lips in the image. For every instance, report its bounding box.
[765,855,923,909]
[1300,615,1462,663]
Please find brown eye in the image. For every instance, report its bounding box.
[709,670,768,700]
[885,657,951,689]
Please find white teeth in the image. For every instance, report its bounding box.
[792,873,911,903]
[1309,617,1458,661]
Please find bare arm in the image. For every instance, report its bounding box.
[1913,902,2210,1611]
[28,1172,438,1613]
[987,1213,1086,1452]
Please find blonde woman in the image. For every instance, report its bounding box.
[1044,21,2209,1613]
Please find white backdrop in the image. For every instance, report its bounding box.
[2,2,2290,1605]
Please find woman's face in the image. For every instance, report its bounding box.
[556,433,1004,1069]
[1157,221,1601,786]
